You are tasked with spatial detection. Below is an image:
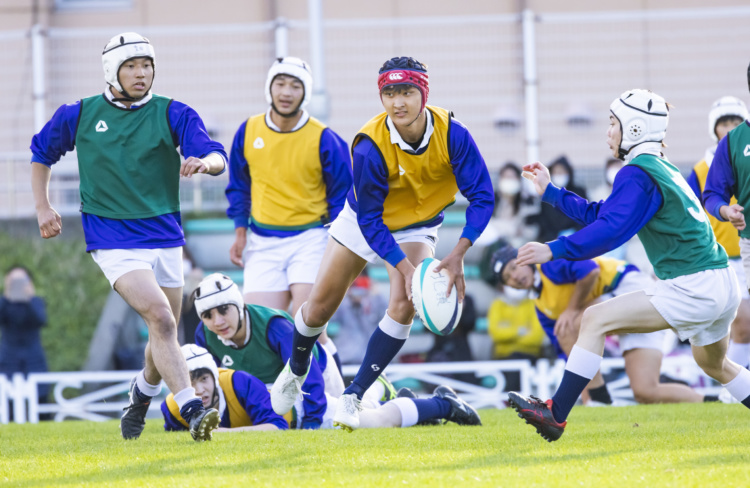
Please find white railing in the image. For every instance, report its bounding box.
[0,356,721,424]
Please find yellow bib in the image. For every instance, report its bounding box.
[693,159,740,257]
[534,257,626,320]
[353,106,458,231]
[165,368,294,428]
[243,114,329,230]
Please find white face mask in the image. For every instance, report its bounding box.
[502,285,529,304]
[499,178,521,195]
[606,167,620,185]
[551,174,570,188]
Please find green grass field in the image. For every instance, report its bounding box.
[0,403,748,488]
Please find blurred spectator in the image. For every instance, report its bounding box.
[486,292,545,361]
[530,155,588,242]
[590,158,624,202]
[0,265,50,406]
[329,270,387,365]
[476,162,539,248]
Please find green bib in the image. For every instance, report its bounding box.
[75,94,181,219]
[727,122,750,239]
[203,304,299,384]
[629,153,727,280]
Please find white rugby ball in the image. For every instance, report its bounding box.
[411,257,463,336]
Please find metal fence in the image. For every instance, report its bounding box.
[3,6,750,218]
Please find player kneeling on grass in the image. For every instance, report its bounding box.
[193,273,395,429]
[508,89,750,442]
[162,344,289,432]
[490,246,719,405]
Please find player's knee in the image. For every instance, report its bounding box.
[579,309,609,338]
[694,356,724,380]
[731,317,750,342]
[630,384,659,404]
[143,306,177,338]
[303,302,332,328]
[387,298,415,324]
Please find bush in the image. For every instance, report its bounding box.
[0,231,110,371]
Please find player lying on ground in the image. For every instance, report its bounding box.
[192,273,394,429]
[491,245,719,405]
[270,56,494,432]
[507,89,750,442]
[163,345,481,431]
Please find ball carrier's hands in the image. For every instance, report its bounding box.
[396,259,417,302]
[522,161,551,197]
[434,237,471,303]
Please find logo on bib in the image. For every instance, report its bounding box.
[398,165,406,176]
[744,144,750,157]
[95,120,108,132]
[221,355,234,367]
[253,137,265,149]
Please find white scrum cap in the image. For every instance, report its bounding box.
[193,273,244,318]
[708,96,748,142]
[610,89,669,158]
[265,56,313,108]
[102,32,155,93]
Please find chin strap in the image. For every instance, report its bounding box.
[271,100,303,119]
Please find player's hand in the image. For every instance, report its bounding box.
[180,156,210,178]
[554,308,582,338]
[721,204,746,231]
[521,162,551,196]
[396,259,417,302]
[36,205,62,239]
[434,252,466,303]
[230,233,247,268]
[516,242,553,266]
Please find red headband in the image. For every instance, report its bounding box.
[378,69,429,112]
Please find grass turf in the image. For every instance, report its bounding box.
[0,403,748,487]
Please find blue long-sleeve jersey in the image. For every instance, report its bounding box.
[225,119,352,237]
[703,135,735,222]
[194,316,327,429]
[544,165,663,260]
[347,118,494,267]
[30,93,227,251]
[160,368,289,431]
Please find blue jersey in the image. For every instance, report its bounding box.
[543,165,663,261]
[30,92,227,252]
[704,133,738,221]
[160,368,288,431]
[226,112,352,237]
[347,117,494,267]
[195,315,328,429]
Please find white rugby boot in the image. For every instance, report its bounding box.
[333,393,362,432]
[270,361,308,415]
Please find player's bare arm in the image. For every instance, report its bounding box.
[180,152,226,178]
[720,203,746,231]
[434,237,471,302]
[230,227,247,267]
[30,162,62,239]
[395,257,416,301]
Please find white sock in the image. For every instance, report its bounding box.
[379,311,412,340]
[723,368,750,402]
[390,398,419,427]
[295,303,326,337]
[321,338,338,355]
[135,370,162,397]
[173,387,199,410]
[565,345,603,380]
[726,341,750,368]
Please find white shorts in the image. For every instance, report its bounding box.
[90,247,184,288]
[600,270,672,352]
[328,201,439,264]
[643,267,740,347]
[730,250,750,299]
[242,227,329,293]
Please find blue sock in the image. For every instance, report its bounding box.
[179,398,204,423]
[290,328,321,376]
[344,328,405,399]
[413,398,451,423]
[332,352,343,375]
[551,370,591,422]
[742,395,750,409]
[133,383,151,404]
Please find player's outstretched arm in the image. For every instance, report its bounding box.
[522,162,551,196]
[31,162,62,239]
[434,237,471,302]
[516,242,552,266]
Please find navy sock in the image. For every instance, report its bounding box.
[587,384,612,404]
[133,383,152,404]
[344,327,405,399]
[742,395,750,409]
[179,398,204,423]
[290,328,321,376]
[332,352,343,375]
[413,398,451,423]
[551,370,592,422]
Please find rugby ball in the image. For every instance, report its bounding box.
[411,257,463,336]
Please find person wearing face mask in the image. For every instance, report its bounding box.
[480,162,540,248]
[590,158,624,202]
[530,156,588,243]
